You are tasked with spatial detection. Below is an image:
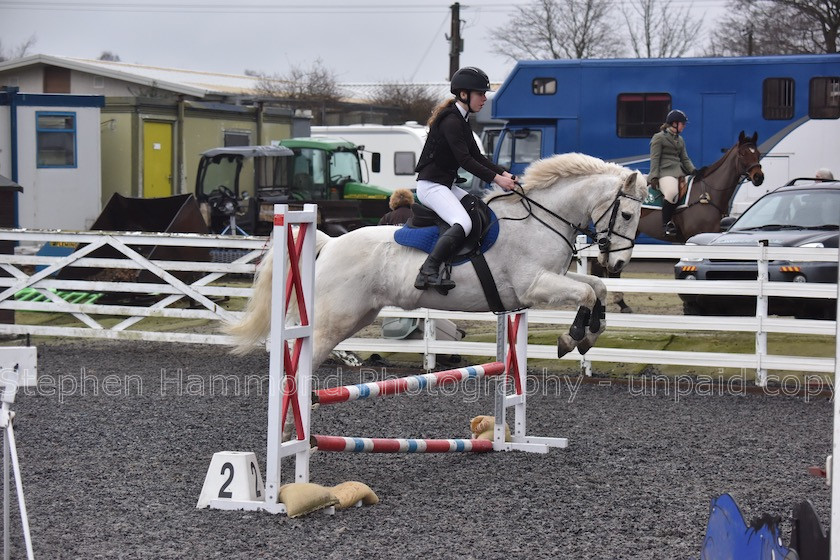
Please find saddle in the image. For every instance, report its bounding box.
[401,194,496,262]
[393,194,506,311]
[642,176,691,209]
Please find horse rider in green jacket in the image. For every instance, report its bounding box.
[648,109,697,237]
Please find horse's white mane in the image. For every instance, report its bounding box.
[521,153,633,192]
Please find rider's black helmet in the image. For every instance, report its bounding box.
[666,109,687,124]
[450,67,490,94]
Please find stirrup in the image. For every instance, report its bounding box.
[664,221,677,237]
[414,274,456,291]
[414,267,456,291]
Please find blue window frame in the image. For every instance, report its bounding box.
[36,111,77,168]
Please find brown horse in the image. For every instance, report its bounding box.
[602,130,765,311]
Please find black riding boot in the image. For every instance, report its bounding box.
[414,224,466,291]
[662,200,677,237]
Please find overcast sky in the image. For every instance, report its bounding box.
[1,0,728,84]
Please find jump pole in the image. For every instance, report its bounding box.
[312,435,494,453]
[314,362,505,405]
[312,310,568,454]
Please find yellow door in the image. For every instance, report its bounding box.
[143,121,173,198]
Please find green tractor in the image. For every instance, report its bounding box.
[195,138,392,236]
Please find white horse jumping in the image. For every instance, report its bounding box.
[228,153,647,366]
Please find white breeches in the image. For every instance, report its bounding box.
[659,176,679,204]
[416,180,473,235]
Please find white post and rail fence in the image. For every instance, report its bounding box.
[0,228,835,386]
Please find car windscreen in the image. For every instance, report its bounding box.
[733,190,840,230]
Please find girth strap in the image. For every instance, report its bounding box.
[469,252,506,313]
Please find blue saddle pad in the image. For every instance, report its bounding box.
[393,209,500,266]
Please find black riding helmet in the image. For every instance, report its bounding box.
[451,67,490,113]
[666,109,687,125]
[450,66,491,94]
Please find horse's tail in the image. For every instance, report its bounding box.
[226,228,333,355]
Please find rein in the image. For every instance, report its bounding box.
[681,142,760,215]
[487,182,641,256]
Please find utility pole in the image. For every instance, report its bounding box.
[447,2,463,79]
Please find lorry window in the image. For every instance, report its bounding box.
[532,78,556,95]
[497,129,542,169]
[394,151,416,175]
[482,128,501,155]
[371,152,381,173]
[763,78,795,119]
[809,77,840,119]
[616,93,670,137]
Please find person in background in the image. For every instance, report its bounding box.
[815,168,834,180]
[378,188,414,226]
[648,109,697,237]
[413,66,517,291]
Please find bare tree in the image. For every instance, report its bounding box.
[706,0,838,55]
[621,0,703,57]
[777,0,839,53]
[248,59,342,124]
[368,83,438,125]
[489,0,622,60]
[0,35,37,62]
[98,51,121,62]
[251,59,341,104]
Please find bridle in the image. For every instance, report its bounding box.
[488,182,643,257]
[684,142,762,215]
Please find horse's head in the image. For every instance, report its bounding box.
[592,171,645,274]
[737,131,764,186]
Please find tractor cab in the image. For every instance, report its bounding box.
[195,145,293,236]
[196,141,389,236]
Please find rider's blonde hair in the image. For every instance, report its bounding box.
[427,98,457,127]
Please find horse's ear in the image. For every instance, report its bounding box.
[623,171,638,193]
[739,130,746,142]
[751,131,758,143]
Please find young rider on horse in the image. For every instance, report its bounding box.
[413,66,517,291]
[648,109,698,237]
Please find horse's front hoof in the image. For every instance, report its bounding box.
[620,306,633,314]
[557,334,575,358]
[577,340,593,355]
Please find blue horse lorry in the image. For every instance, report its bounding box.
[489,54,840,215]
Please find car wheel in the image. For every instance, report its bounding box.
[683,301,706,316]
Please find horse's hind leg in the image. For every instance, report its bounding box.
[593,261,632,313]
